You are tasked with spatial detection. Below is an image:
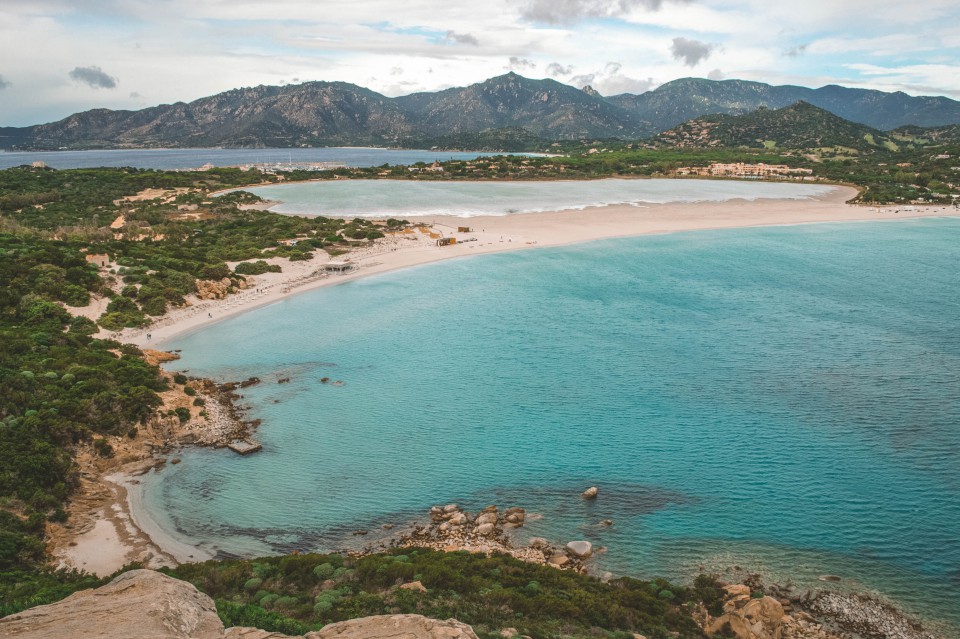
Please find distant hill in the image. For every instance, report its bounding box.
[3,74,960,150]
[890,123,960,145]
[653,101,897,151]
[608,78,960,132]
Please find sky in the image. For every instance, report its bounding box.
[1,0,959,127]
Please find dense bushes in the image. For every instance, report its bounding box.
[164,549,716,639]
[235,260,282,276]
[0,233,168,573]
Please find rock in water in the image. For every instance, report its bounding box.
[475,512,498,526]
[565,540,594,558]
[581,486,599,499]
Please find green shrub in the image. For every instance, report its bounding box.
[235,260,282,276]
[93,438,114,458]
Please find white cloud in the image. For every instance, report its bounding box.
[445,31,479,46]
[508,57,537,71]
[520,0,692,24]
[69,65,117,89]
[670,37,715,67]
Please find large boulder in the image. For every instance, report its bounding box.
[306,615,480,639]
[706,596,784,639]
[581,487,599,499]
[474,512,498,526]
[565,541,593,558]
[0,569,225,639]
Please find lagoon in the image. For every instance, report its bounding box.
[247,178,836,218]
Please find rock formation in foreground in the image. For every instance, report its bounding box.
[0,569,479,639]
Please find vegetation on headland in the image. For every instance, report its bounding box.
[0,164,398,583]
[3,548,728,638]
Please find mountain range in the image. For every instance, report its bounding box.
[2,73,960,150]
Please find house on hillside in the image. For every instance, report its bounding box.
[85,254,109,268]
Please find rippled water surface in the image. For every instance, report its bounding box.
[146,218,960,634]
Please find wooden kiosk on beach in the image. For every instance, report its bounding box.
[324,260,356,274]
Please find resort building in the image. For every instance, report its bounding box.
[676,163,814,178]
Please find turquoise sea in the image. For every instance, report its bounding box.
[144,217,960,635]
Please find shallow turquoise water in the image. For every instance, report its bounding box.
[146,218,960,634]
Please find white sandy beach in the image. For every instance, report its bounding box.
[111,186,957,349]
[60,186,960,576]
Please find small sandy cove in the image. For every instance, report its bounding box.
[57,187,960,575]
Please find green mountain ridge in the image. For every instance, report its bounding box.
[654,101,898,151]
[3,74,960,150]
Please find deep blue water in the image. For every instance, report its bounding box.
[145,218,960,634]
[0,147,510,170]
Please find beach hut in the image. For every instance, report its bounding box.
[437,237,456,247]
[324,260,355,274]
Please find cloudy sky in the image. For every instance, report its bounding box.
[1,0,959,127]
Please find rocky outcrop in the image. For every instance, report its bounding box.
[308,615,478,639]
[1,570,481,639]
[195,277,247,300]
[581,486,599,499]
[0,569,224,639]
[705,595,785,639]
[375,504,588,571]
